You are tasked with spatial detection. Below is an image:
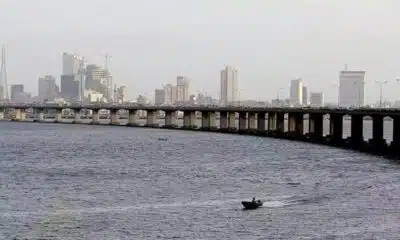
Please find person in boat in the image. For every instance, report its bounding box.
[252,197,256,203]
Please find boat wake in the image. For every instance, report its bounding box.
[1,195,330,218]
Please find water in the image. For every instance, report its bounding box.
[0,122,399,239]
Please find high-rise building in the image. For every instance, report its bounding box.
[310,92,324,107]
[10,84,24,100]
[61,75,80,101]
[338,70,366,107]
[290,78,303,106]
[61,53,86,101]
[116,85,127,103]
[302,86,308,106]
[220,65,239,106]
[62,53,84,75]
[86,64,112,101]
[38,75,59,101]
[176,76,190,103]
[154,89,165,105]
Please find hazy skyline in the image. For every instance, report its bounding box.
[1,0,400,103]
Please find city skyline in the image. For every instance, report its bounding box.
[2,1,400,103]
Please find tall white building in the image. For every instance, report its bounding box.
[290,78,303,106]
[338,70,366,107]
[220,65,239,106]
[310,92,324,107]
[62,53,84,75]
[302,86,308,106]
[176,76,190,103]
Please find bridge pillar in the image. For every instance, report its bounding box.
[147,110,156,126]
[92,109,100,124]
[220,111,228,129]
[288,113,303,136]
[73,109,81,123]
[238,112,247,130]
[165,111,176,127]
[248,113,256,130]
[268,112,276,131]
[350,114,364,148]
[183,111,196,127]
[391,116,400,156]
[372,115,384,153]
[276,113,285,133]
[201,111,216,129]
[110,109,119,125]
[257,112,266,132]
[309,113,323,137]
[228,112,236,128]
[127,110,138,126]
[37,110,45,122]
[55,109,62,123]
[329,114,343,144]
[14,109,26,121]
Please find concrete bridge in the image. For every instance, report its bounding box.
[1,103,400,158]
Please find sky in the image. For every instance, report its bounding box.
[1,0,400,103]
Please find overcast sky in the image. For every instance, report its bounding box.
[1,0,400,103]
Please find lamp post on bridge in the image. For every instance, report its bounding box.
[375,80,388,108]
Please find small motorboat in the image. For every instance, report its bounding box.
[241,199,263,210]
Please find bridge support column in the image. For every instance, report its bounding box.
[309,113,323,138]
[14,109,26,121]
[277,112,285,133]
[257,113,266,132]
[165,111,176,127]
[146,110,156,126]
[127,110,138,126]
[37,111,45,122]
[220,112,228,129]
[73,109,81,123]
[228,112,236,129]
[183,111,196,128]
[372,115,384,153]
[329,114,343,145]
[350,114,363,148]
[92,110,100,124]
[201,111,216,129]
[239,112,247,131]
[288,113,303,136]
[110,109,119,125]
[248,113,256,130]
[268,112,276,131]
[55,109,62,123]
[391,116,400,156]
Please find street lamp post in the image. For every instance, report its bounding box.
[375,80,388,108]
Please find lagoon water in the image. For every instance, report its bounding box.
[0,121,399,239]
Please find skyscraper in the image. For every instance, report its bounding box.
[86,64,112,101]
[220,65,239,106]
[290,78,303,106]
[338,70,366,107]
[302,86,308,106]
[10,84,24,100]
[61,53,85,101]
[38,75,59,101]
[176,76,190,103]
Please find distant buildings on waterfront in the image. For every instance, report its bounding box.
[338,70,366,108]
[0,47,395,108]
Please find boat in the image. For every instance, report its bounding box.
[241,200,263,210]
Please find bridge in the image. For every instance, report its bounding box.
[1,103,400,158]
